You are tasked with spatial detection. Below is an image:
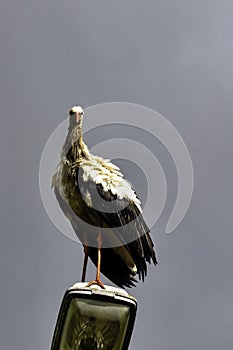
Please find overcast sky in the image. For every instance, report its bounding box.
[1,1,233,349]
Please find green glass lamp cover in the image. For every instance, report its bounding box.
[51,283,137,350]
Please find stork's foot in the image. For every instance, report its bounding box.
[86,279,105,289]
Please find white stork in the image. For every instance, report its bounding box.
[52,106,157,288]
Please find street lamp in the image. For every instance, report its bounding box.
[51,283,137,350]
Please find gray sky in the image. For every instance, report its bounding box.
[1,1,233,349]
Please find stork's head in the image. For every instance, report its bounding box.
[69,106,84,127]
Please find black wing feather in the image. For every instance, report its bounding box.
[77,173,157,287]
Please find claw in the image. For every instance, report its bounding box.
[86,279,105,289]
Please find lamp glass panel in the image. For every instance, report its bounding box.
[59,298,130,350]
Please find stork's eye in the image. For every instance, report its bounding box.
[79,111,84,116]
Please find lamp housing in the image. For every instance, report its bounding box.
[51,283,137,350]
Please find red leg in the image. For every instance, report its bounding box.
[96,232,102,282]
[86,231,105,289]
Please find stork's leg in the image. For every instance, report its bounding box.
[81,245,89,282]
[86,231,105,289]
[96,233,102,283]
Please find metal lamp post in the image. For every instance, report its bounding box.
[51,283,137,350]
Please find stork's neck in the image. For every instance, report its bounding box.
[62,124,89,161]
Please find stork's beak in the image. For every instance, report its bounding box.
[75,112,80,123]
